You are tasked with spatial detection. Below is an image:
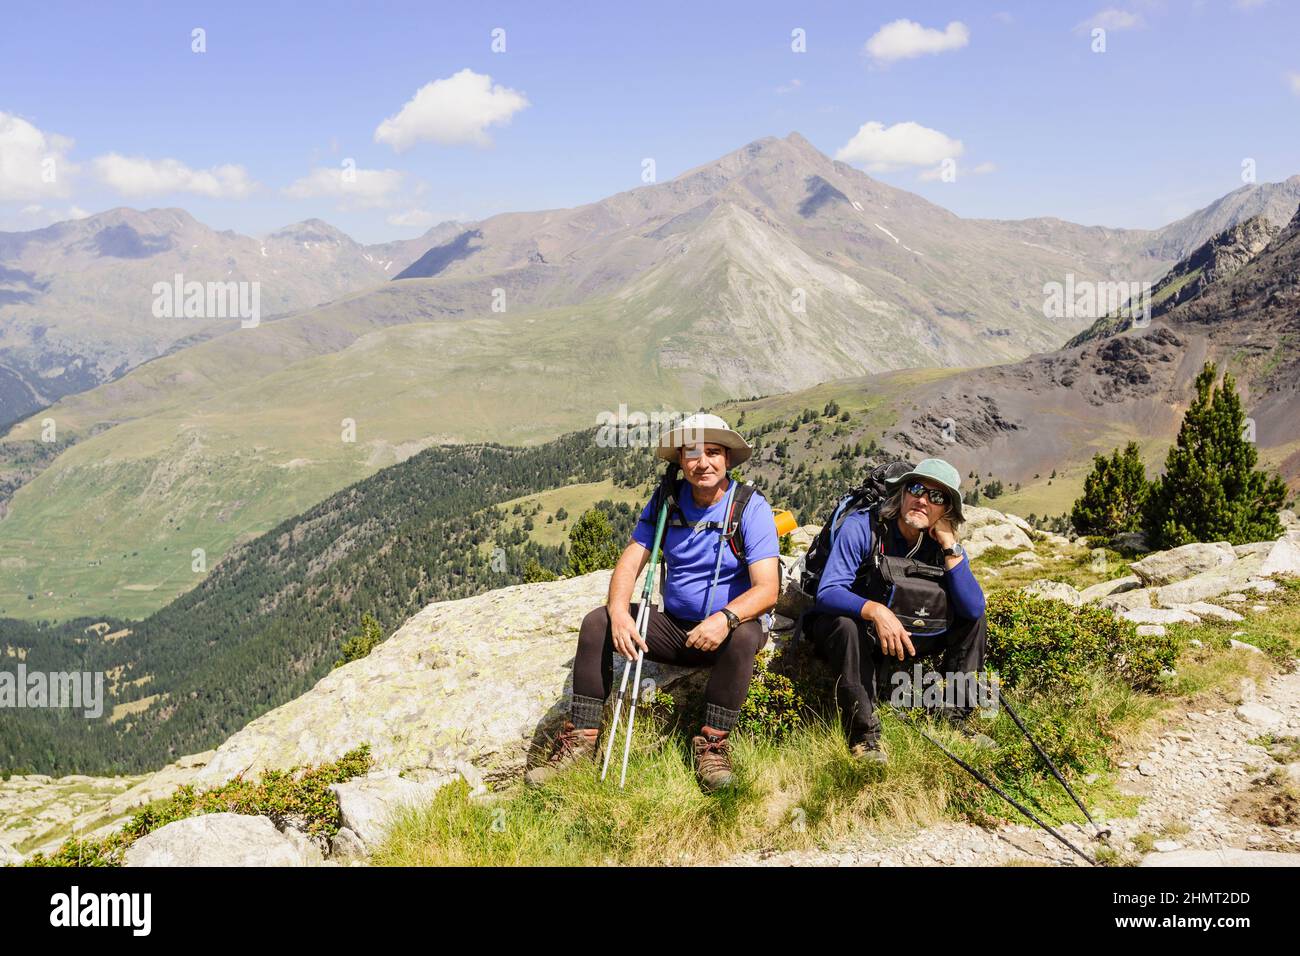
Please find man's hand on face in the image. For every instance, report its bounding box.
[609,606,648,661]
[686,612,731,652]
[928,515,957,550]
[867,602,915,660]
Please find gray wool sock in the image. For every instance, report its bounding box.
[570,694,605,730]
[704,703,741,733]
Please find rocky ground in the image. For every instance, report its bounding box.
[733,591,1300,868]
[4,509,1299,867]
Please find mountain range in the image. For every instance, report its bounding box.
[1,132,1298,621]
[0,208,458,426]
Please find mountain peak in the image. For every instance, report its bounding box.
[268,218,356,245]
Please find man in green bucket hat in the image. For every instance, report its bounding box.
[804,457,990,764]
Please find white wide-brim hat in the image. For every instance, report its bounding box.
[655,412,752,466]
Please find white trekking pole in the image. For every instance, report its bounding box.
[600,496,670,786]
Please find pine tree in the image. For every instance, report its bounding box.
[566,508,622,575]
[1143,363,1286,547]
[1070,441,1150,536]
[523,558,558,583]
[334,613,384,668]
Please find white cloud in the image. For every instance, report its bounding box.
[374,69,529,151]
[0,203,89,231]
[993,11,1015,24]
[93,154,255,198]
[916,159,997,182]
[776,79,803,95]
[1288,72,1300,96]
[284,166,407,208]
[386,208,436,229]
[1074,9,1145,33]
[835,121,964,173]
[0,112,77,200]
[864,20,970,64]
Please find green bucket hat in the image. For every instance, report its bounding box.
[896,458,964,523]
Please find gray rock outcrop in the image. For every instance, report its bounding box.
[122,813,318,867]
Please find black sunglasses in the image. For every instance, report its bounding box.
[904,481,949,506]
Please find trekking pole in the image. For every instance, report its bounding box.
[600,493,671,787]
[894,709,1097,866]
[996,689,1111,842]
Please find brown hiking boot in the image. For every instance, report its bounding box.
[692,728,736,792]
[849,731,888,766]
[525,722,599,787]
[848,712,887,765]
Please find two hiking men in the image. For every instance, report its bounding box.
[529,411,989,789]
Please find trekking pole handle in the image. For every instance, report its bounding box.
[640,499,670,604]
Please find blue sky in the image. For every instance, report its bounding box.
[2,0,1297,242]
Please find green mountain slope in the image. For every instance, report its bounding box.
[2,134,1291,622]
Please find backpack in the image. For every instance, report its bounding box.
[797,459,914,596]
[859,515,954,637]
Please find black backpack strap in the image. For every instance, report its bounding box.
[724,482,756,562]
[863,503,889,582]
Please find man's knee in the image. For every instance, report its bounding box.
[816,614,862,656]
[578,605,611,652]
[725,620,766,658]
[947,613,989,652]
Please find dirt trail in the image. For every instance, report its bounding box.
[732,660,1300,867]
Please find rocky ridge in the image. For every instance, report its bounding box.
[5,506,1299,867]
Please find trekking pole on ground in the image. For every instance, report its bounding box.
[996,689,1111,842]
[600,489,671,787]
[893,709,1097,866]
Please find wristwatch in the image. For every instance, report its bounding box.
[720,608,741,631]
[942,542,965,560]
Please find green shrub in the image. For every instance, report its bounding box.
[25,745,373,867]
[335,614,384,667]
[566,509,621,575]
[986,591,1177,695]
[523,558,558,583]
[737,653,803,741]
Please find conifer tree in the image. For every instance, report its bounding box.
[1143,363,1286,547]
[566,508,622,575]
[1070,441,1150,536]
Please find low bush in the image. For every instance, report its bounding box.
[24,745,373,867]
[736,653,803,741]
[986,591,1177,695]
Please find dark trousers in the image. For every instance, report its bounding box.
[805,612,988,737]
[573,603,766,715]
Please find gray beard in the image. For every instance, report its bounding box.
[902,512,929,531]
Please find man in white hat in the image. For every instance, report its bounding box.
[805,458,989,764]
[527,413,780,791]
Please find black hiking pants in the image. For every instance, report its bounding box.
[570,603,766,732]
[805,611,988,738]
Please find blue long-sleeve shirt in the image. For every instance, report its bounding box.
[814,510,986,622]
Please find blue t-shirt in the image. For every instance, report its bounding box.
[632,479,779,621]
